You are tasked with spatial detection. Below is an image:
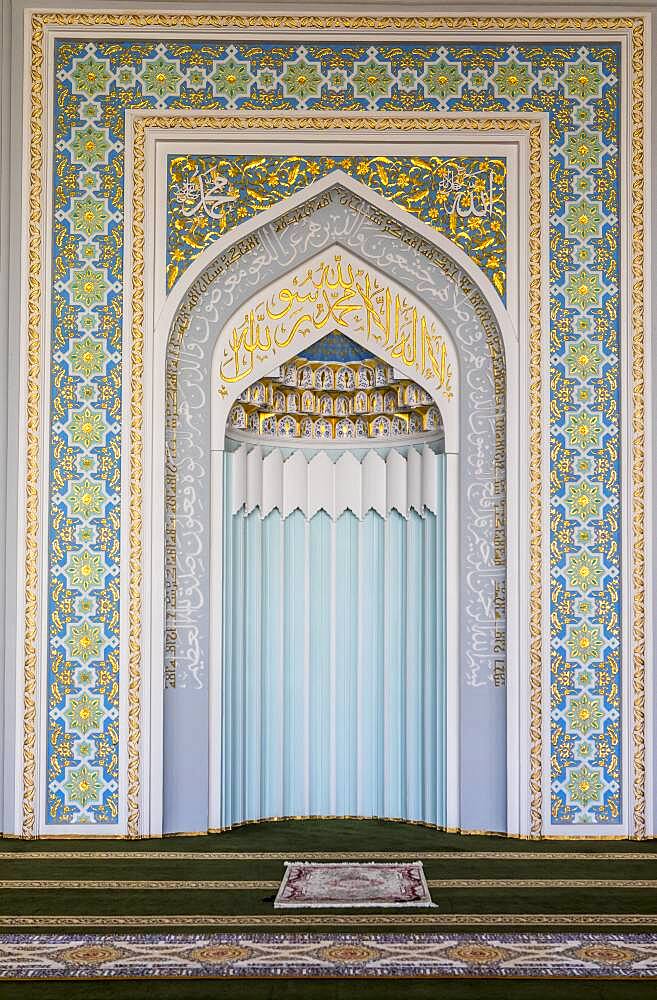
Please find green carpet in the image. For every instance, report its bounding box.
[6,818,657,853]
[2,819,657,997]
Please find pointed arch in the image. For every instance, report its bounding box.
[142,174,523,838]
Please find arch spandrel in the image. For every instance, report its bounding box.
[161,175,514,836]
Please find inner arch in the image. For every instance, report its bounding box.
[209,246,460,454]
[218,331,448,829]
[160,178,509,836]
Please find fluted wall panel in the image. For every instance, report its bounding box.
[221,450,446,828]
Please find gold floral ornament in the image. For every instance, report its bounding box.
[567,764,603,808]
[564,130,604,171]
[69,337,106,378]
[566,552,603,592]
[563,58,604,101]
[62,764,103,808]
[564,200,604,241]
[69,124,111,168]
[139,55,181,100]
[567,693,604,735]
[421,58,464,100]
[492,59,533,102]
[71,55,112,98]
[167,154,507,295]
[564,271,604,312]
[68,408,106,449]
[567,623,603,664]
[67,622,102,663]
[70,196,110,239]
[281,58,322,102]
[69,267,109,309]
[211,57,254,101]
[564,411,603,450]
[565,339,603,379]
[67,480,106,518]
[351,59,394,101]
[565,481,603,521]
[66,550,104,592]
[63,692,103,736]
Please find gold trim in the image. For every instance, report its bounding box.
[21,11,46,841]
[127,83,147,840]
[23,11,647,840]
[2,850,657,861]
[2,913,657,928]
[0,880,281,890]
[630,17,647,841]
[3,878,657,890]
[526,105,543,836]
[26,13,646,32]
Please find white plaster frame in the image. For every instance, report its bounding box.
[143,127,525,836]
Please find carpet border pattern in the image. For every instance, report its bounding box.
[1,933,657,980]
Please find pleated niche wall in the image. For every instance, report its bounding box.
[221,447,447,828]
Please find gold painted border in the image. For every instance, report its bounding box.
[3,877,656,890]
[143,113,538,839]
[2,913,657,928]
[1,850,655,861]
[630,18,647,841]
[23,11,646,840]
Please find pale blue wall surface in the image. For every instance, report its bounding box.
[220,451,446,828]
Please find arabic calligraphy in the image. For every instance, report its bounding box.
[166,155,507,295]
[437,167,495,218]
[218,255,454,399]
[171,167,238,220]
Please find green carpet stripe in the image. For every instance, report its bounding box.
[1,889,656,919]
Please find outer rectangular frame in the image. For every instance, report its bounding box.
[0,4,651,839]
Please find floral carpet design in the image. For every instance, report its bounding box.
[274,861,435,908]
[2,933,657,979]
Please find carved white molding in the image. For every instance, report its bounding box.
[230,444,441,521]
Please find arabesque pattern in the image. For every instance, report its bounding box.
[167,154,507,295]
[50,38,619,825]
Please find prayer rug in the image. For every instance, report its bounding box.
[274,861,435,908]
[2,933,657,979]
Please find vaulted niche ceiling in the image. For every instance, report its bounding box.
[225,333,444,447]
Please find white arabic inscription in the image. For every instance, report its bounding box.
[172,168,238,220]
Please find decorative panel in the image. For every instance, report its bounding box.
[36,20,630,830]
[168,154,507,297]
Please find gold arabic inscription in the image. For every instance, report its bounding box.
[218,255,454,399]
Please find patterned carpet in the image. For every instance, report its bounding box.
[1,932,657,980]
